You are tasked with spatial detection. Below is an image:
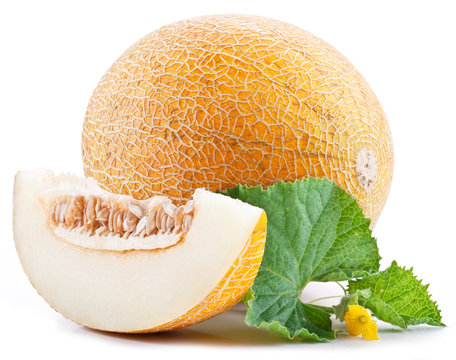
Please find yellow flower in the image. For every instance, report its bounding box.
[344,305,379,340]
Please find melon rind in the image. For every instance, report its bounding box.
[13,169,266,332]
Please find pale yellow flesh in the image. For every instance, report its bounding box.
[13,169,264,332]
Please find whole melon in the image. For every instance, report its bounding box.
[82,14,393,227]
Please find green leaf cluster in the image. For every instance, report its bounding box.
[223,178,444,342]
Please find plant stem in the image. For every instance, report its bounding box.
[308,295,344,304]
[336,281,348,294]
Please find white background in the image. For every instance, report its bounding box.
[1,0,455,358]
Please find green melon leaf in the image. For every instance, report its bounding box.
[348,261,445,328]
[223,179,380,341]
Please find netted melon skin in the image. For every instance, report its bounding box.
[82,14,393,226]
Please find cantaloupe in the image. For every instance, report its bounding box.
[82,14,393,227]
[13,169,266,332]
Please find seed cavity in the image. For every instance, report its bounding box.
[49,195,194,239]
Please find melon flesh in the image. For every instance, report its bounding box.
[13,169,266,332]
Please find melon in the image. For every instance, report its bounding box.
[82,14,393,227]
[13,169,266,332]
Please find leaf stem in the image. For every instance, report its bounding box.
[336,281,348,294]
[308,295,344,304]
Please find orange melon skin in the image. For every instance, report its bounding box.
[82,14,393,227]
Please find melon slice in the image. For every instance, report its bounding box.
[13,169,267,333]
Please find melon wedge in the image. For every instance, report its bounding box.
[13,169,267,332]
